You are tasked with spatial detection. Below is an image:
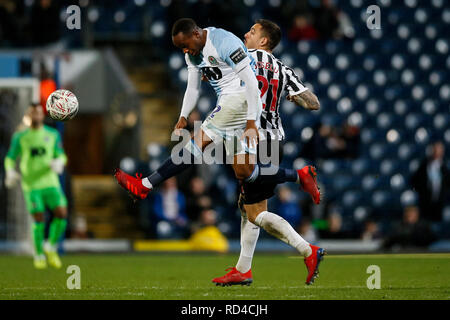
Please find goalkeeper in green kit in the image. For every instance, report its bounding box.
[4,104,68,269]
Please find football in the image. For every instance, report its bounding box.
[45,89,79,121]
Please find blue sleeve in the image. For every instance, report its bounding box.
[210,29,250,70]
[177,193,187,220]
[152,194,165,221]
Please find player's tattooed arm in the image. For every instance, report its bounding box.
[287,90,320,110]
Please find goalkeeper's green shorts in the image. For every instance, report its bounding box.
[23,187,67,214]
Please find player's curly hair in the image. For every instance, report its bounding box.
[255,19,281,51]
[172,18,198,36]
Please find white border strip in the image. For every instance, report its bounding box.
[0,77,40,103]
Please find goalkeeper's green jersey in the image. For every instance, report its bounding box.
[4,125,67,191]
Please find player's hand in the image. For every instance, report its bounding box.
[174,117,188,136]
[5,169,20,189]
[201,75,208,82]
[50,158,65,174]
[286,94,294,102]
[241,120,259,150]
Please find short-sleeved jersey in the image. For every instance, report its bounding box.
[249,49,308,140]
[185,27,256,97]
[4,125,66,191]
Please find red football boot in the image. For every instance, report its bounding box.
[304,244,326,285]
[114,168,151,200]
[297,165,321,204]
[212,267,253,287]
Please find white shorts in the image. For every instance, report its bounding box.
[201,92,259,156]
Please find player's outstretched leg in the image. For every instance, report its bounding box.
[114,169,152,200]
[114,136,208,201]
[297,166,321,204]
[250,210,326,285]
[246,165,321,204]
[32,217,46,269]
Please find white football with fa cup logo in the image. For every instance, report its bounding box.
[46,89,79,121]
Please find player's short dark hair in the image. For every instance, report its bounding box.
[171,18,198,37]
[255,19,281,50]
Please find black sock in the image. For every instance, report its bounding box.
[253,163,298,185]
[147,140,200,187]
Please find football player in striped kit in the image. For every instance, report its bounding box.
[212,19,325,287]
[114,18,323,283]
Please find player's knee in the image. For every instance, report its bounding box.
[53,207,67,219]
[247,212,257,224]
[234,164,254,181]
[246,204,265,224]
[33,213,44,222]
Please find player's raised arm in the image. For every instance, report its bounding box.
[284,66,320,111]
[235,61,261,122]
[287,90,320,111]
[219,39,262,147]
[176,55,202,133]
[236,61,261,148]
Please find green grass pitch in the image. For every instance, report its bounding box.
[0,253,449,300]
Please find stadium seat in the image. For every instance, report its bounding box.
[407,37,424,54]
[291,113,318,130]
[369,143,397,160]
[342,190,363,208]
[325,40,347,55]
[352,38,371,55]
[434,113,449,131]
[345,69,366,86]
[400,190,419,206]
[372,190,394,208]
[351,158,375,176]
[415,127,431,144]
[398,143,419,160]
[405,113,425,130]
[435,38,449,55]
[376,112,394,129]
[429,70,447,86]
[390,173,406,191]
[380,159,398,176]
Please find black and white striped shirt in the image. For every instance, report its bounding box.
[248,49,308,140]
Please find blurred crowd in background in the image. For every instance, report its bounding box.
[1,0,450,251]
[0,0,354,48]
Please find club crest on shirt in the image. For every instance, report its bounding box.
[208,56,219,65]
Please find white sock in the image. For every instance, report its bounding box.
[236,215,260,273]
[254,211,312,257]
[142,178,153,189]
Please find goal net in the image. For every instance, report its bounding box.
[0,78,40,254]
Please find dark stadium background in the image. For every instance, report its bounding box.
[0,0,449,255]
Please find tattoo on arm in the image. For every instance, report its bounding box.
[291,91,320,110]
